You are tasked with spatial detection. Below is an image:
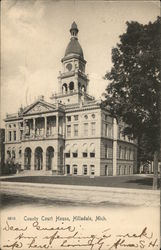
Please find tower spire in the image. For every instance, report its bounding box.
[70,21,79,38]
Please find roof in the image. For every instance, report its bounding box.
[65,39,84,58]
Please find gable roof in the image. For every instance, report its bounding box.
[23,100,57,115]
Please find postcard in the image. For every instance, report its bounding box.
[1,1,160,250]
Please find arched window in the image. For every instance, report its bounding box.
[69,82,74,92]
[12,150,16,159]
[35,147,43,170]
[65,144,70,158]
[24,147,32,170]
[62,83,67,93]
[89,143,95,158]
[46,146,54,170]
[19,149,22,158]
[82,144,88,157]
[72,144,78,158]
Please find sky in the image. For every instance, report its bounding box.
[1,0,160,127]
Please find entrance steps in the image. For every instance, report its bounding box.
[17,170,53,176]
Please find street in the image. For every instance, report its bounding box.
[1,179,160,210]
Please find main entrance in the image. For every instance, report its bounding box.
[35,147,43,170]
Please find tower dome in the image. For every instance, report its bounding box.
[64,22,84,59]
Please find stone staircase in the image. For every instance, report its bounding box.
[17,170,53,176]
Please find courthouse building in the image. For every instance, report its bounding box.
[4,22,137,176]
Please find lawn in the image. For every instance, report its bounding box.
[1,175,160,190]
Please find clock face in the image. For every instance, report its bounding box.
[66,63,72,71]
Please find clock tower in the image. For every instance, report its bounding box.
[51,22,92,105]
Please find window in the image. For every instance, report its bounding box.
[74,124,78,136]
[91,122,96,136]
[121,148,125,159]
[9,124,11,128]
[73,152,78,158]
[65,153,70,158]
[89,144,95,157]
[67,116,71,122]
[91,114,95,119]
[83,152,87,157]
[82,144,88,157]
[19,150,22,158]
[20,130,23,140]
[74,115,78,121]
[90,165,95,175]
[118,127,121,139]
[105,145,108,158]
[66,165,70,174]
[9,131,12,141]
[118,165,121,175]
[105,124,108,136]
[12,150,15,159]
[83,165,88,175]
[73,165,77,175]
[119,146,121,159]
[105,165,108,176]
[13,131,16,141]
[67,125,71,137]
[84,123,88,136]
[108,126,112,137]
[124,147,127,159]
[84,115,88,119]
[90,152,95,158]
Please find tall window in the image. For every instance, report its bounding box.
[119,146,121,159]
[90,165,95,175]
[67,125,71,137]
[83,165,88,175]
[13,131,16,141]
[67,116,71,122]
[84,123,88,136]
[108,125,112,137]
[129,149,131,160]
[66,165,70,174]
[9,131,12,141]
[74,124,78,136]
[73,165,78,175]
[91,122,96,136]
[124,147,127,159]
[20,130,23,140]
[105,124,108,136]
[74,115,78,121]
[118,165,121,175]
[105,145,108,158]
[105,165,108,176]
